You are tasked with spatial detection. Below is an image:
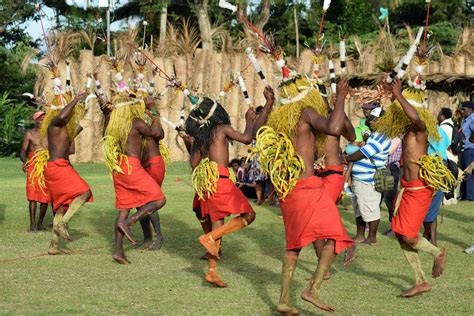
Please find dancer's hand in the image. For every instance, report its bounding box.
[336,77,350,99]
[76,92,88,101]
[245,107,257,121]
[263,86,274,105]
[390,77,403,97]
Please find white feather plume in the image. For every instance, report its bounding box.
[323,0,331,11]
[219,0,237,13]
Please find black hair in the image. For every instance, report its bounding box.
[230,158,240,166]
[185,97,231,155]
[439,107,453,119]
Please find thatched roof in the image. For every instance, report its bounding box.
[346,73,474,95]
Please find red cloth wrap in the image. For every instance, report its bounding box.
[113,156,164,209]
[391,178,434,238]
[315,164,345,203]
[200,165,254,221]
[143,155,166,186]
[44,158,93,212]
[26,152,51,203]
[279,176,353,252]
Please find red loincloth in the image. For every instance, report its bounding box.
[200,165,254,222]
[391,178,434,238]
[315,164,345,203]
[143,155,166,186]
[279,176,353,252]
[26,152,51,203]
[44,158,93,212]
[113,156,164,209]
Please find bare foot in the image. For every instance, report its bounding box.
[54,224,72,241]
[324,270,332,281]
[276,304,300,315]
[401,282,431,297]
[148,236,164,251]
[301,289,335,312]
[199,235,219,258]
[353,236,365,244]
[48,247,69,255]
[343,246,357,266]
[113,254,130,264]
[205,270,228,288]
[137,239,153,250]
[432,247,447,278]
[28,226,36,233]
[117,222,136,245]
[362,239,377,246]
[36,225,47,231]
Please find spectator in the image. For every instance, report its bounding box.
[382,137,402,236]
[354,102,379,143]
[423,126,450,246]
[344,107,391,245]
[460,101,474,201]
[230,158,244,183]
[237,161,257,199]
[438,108,458,162]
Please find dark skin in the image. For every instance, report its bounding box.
[389,77,447,290]
[344,116,380,245]
[114,96,167,264]
[288,78,349,312]
[313,112,355,277]
[138,98,165,250]
[460,106,474,143]
[20,115,48,232]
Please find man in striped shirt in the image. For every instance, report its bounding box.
[344,108,391,245]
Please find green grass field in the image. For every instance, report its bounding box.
[0,157,472,314]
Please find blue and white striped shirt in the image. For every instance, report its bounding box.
[352,132,391,184]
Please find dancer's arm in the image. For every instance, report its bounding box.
[390,77,426,132]
[252,86,275,136]
[342,114,356,142]
[223,107,256,145]
[302,78,349,136]
[52,93,88,127]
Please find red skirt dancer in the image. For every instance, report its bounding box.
[315,164,345,203]
[279,176,353,253]
[143,155,166,186]
[200,165,254,222]
[113,156,164,209]
[391,178,434,238]
[26,152,51,203]
[44,158,93,212]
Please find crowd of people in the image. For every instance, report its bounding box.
[16,1,473,314]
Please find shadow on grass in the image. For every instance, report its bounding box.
[0,204,5,225]
[442,206,474,224]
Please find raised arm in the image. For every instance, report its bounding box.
[134,116,163,139]
[252,86,275,136]
[302,77,350,136]
[390,77,425,131]
[222,107,256,145]
[342,114,356,142]
[52,93,88,127]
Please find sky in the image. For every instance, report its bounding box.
[25,0,138,42]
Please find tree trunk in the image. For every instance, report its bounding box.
[255,0,270,32]
[294,6,300,59]
[194,0,213,51]
[158,5,168,50]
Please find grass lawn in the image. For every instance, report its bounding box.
[0,157,473,315]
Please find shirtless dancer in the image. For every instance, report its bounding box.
[105,96,166,264]
[43,93,93,255]
[20,111,50,232]
[382,78,447,297]
[139,120,166,251]
[187,86,274,287]
[313,111,355,279]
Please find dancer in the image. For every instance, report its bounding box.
[138,115,166,251]
[313,109,355,279]
[254,76,353,313]
[103,93,166,264]
[373,78,449,297]
[187,86,274,287]
[41,92,93,255]
[20,111,50,232]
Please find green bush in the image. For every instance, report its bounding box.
[0,92,35,157]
